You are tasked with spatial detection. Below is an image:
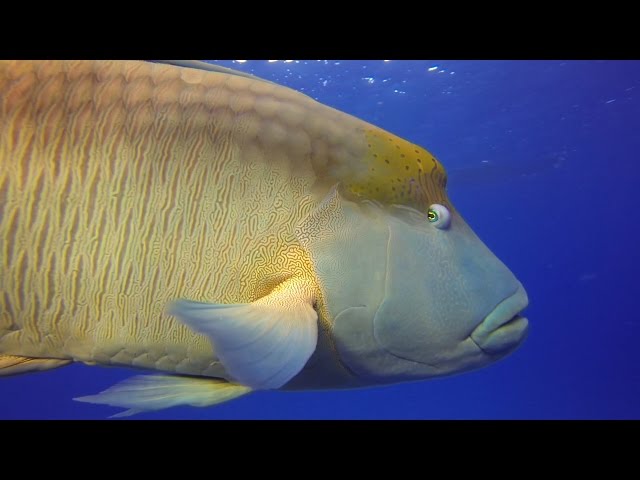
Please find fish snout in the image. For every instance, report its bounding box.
[470,283,529,355]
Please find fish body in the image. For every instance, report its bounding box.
[0,61,528,416]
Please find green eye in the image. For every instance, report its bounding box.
[427,204,451,229]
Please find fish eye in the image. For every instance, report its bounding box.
[427,204,451,229]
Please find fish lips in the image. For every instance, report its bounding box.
[470,283,529,355]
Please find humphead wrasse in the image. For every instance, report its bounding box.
[0,60,529,417]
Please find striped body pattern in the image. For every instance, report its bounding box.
[0,61,324,376]
[0,60,447,382]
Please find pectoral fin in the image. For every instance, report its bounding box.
[169,277,318,390]
[74,375,251,418]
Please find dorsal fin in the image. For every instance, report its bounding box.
[150,60,278,85]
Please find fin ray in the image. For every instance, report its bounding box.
[170,277,318,390]
[74,375,251,417]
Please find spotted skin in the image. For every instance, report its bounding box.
[347,127,447,206]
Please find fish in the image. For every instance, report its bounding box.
[0,60,529,417]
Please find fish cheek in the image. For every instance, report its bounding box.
[294,189,448,381]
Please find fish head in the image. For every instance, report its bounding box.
[298,129,528,385]
[370,202,529,379]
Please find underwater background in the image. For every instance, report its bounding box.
[1,60,638,419]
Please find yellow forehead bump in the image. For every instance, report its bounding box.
[342,127,447,209]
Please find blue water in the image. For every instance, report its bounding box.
[1,60,638,419]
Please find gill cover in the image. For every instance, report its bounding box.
[295,186,389,320]
[295,187,394,379]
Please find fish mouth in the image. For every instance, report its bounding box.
[470,284,529,355]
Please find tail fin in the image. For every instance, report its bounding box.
[0,355,71,376]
